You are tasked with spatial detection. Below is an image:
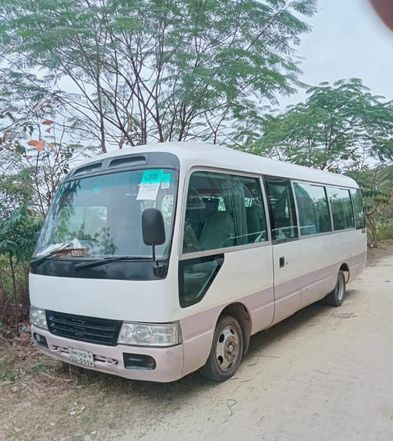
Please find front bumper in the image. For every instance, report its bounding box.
[31,325,184,383]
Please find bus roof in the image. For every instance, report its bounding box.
[76,142,359,188]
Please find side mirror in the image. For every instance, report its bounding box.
[142,208,166,247]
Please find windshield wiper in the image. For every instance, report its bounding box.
[30,243,72,267]
[74,256,151,271]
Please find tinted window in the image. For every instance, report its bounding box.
[179,255,224,307]
[350,189,365,229]
[264,178,298,241]
[327,187,355,230]
[183,172,267,253]
[294,183,332,236]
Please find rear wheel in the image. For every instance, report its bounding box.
[325,270,346,306]
[200,315,243,382]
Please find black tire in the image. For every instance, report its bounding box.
[200,315,243,382]
[324,270,346,306]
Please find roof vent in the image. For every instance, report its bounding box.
[73,162,102,176]
[109,155,146,168]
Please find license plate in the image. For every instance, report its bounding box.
[69,348,95,367]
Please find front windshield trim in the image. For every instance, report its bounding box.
[62,164,177,185]
[63,151,180,184]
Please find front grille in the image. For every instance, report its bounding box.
[46,310,122,346]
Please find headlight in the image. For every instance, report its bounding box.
[118,322,181,347]
[30,306,48,330]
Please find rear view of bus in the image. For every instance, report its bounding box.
[29,143,366,382]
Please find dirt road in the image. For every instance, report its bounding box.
[118,253,393,441]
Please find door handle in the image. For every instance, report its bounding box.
[279,256,285,268]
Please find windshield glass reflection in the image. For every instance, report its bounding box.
[34,168,177,259]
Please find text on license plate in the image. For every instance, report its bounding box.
[69,348,95,367]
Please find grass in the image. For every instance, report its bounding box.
[0,353,17,382]
[376,222,393,242]
[0,332,211,441]
[27,359,49,377]
[0,341,128,441]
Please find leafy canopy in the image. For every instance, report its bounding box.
[0,0,317,150]
[250,79,393,172]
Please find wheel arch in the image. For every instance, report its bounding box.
[339,262,350,283]
[219,302,252,354]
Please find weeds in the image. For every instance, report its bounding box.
[0,353,17,382]
[28,360,48,377]
[376,223,393,242]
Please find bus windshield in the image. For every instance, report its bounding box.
[34,168,178,259]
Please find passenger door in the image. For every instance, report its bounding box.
[264,177,302,324]
[179,171,274,330]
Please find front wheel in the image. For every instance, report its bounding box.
[324,270,346,306]
[200,315,244,382]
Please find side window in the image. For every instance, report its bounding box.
[294,183,332,236]
[179,255,224,307]
[264,177,298,241]
[327,187,355,230]
[182,171,268,254]
[232,175,268,244]
[350,189,365,229]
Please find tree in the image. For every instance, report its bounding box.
[0,207,40,328]
[250,79,393,172]
[0,0,317,151]
[0,75,90,327]
[1,118,89,217]
[349,166,393,247]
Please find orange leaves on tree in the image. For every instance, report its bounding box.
[41,119,55,126]
[27,139,45,152]
[27,120,55,152]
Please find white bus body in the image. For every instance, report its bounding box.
[30,143,366,382]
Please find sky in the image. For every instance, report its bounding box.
[279,0,393,108]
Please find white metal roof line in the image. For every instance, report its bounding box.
[73,142,359,188]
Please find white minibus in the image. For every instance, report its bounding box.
[30,143,366,382]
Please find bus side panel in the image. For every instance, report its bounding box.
[271,241,303,325]
[179,246,274,377]
[350,230,367,281]
[299,230,367,308]
[299,233,350,308]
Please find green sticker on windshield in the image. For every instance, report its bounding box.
[141,169,164,185]
[137,169,164,201]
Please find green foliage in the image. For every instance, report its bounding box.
[251,79,393,171]
[28,360,49,377]
[0,353,17,382]
[0,62,88,330]
[349,166,393,246]
[0,207,41,263]
[0,206,41,328]
[0,0,317,149]
[376,223,393,242]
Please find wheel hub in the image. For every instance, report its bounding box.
[216,326,240,372]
